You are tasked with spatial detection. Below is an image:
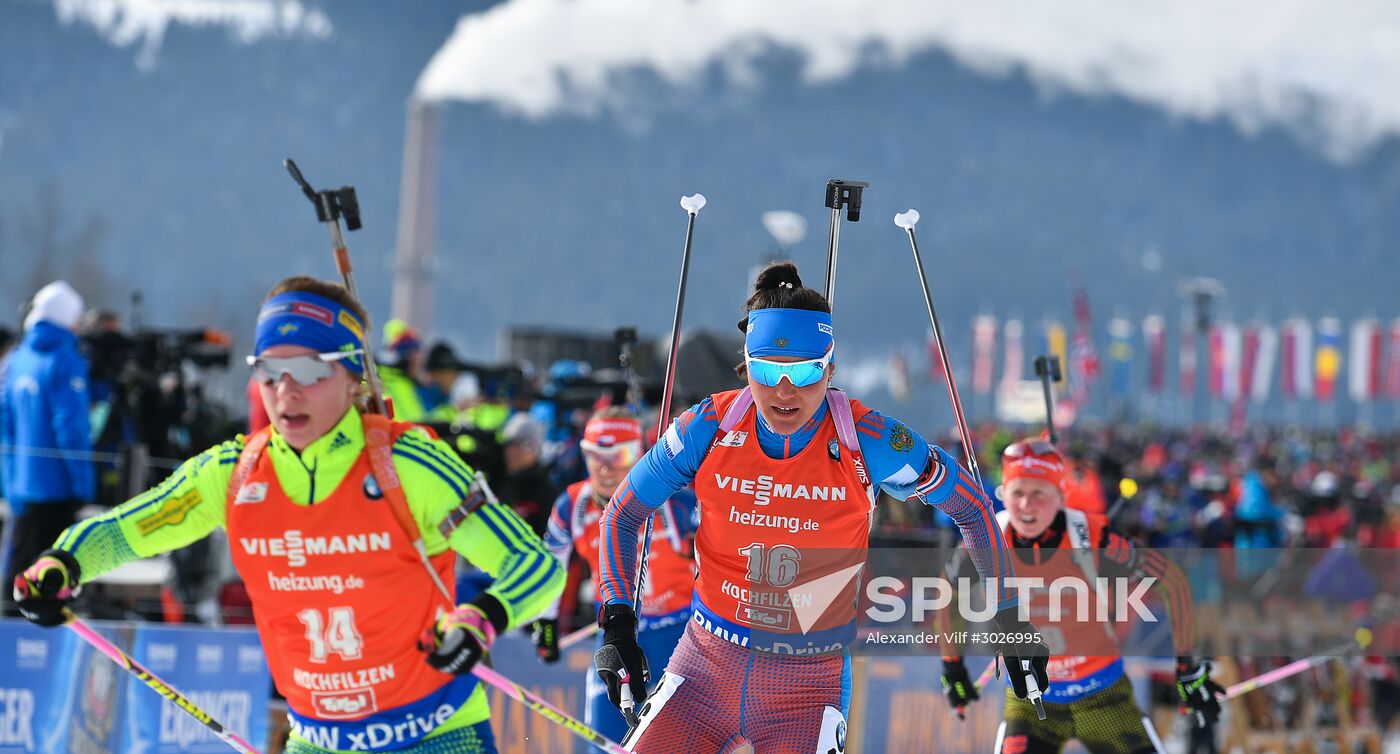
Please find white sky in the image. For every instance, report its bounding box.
[416,0,1400,162]
[51,0,331,70]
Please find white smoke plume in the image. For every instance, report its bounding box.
[51,0,332,70]
[416,0,1400,162]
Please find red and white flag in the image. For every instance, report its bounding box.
[889,351,911,404]
[1179,321,1197,398]
[926,328,947,385]
[1208,325,1225,399]
[1001,318,1024,391]
[1143,315,1166,394]
[1281,318,1314,400]
[1370,322,1384,399]
[1220,323,1242,403]
[971,315,997,396]
[1349,319,1382,403]
[1250,324,1278,404]
[1385,320,1400,400]
[1239,325,1260,404]
[1069,288,1100,402]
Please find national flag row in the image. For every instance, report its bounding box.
[952,315,1400,404]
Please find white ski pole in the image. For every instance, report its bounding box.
[895,208,1044,720]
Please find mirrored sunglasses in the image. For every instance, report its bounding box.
[1003,439,1060,460]
[247,350,363,387]
[581,440,643,469]
[744,347,832,388]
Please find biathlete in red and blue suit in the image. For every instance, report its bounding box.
[592,262,1051,754]
[534,406,698,749]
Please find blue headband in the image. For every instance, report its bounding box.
[745,308,834,360]
[254,292,366,373]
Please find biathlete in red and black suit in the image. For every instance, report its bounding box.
[534,406,698,748]
[593,262,1051,754]
[939,438,1221,754]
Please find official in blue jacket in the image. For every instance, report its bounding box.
[1,280,95,617]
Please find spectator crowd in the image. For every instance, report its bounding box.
[1,281,1398,747]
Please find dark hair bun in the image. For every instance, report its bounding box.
[738,260,828,330]
[754,262,802,293]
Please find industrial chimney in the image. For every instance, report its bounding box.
[390,98,441,334]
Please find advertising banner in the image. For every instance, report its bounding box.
[0,619,268,754]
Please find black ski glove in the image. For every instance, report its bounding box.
[418,595,508,675]
[994,608,1051,702]
[1176,658,1225,727]
[941,657,981,713]
[532,618,561,664]
[12,549,81,627]
[594,602,649,724]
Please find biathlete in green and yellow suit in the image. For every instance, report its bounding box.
[12,276,564,754]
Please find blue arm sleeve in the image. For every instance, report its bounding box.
[627,398,718,506]
[51,352,95,502]
[851,409,934,497]
[670,487,700,537]
[0,366,13,491]
[598,399,717,606]
[855,411,1018,611]
[538,489,575,620]
[544,490,573,561]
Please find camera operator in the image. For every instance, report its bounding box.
[79,311,236,621]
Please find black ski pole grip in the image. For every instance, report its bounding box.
[337,186,362,231]
[824,179,870,222]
